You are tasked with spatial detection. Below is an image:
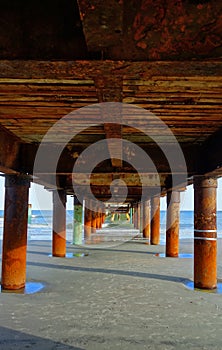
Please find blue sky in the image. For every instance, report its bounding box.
[0,175,222,211]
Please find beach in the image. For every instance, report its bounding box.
[0,237,222,349]
[1,212,222,349]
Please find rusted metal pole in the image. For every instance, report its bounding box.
[84,200,92,242]
[194,176,217,289]
[99,207,102,229]
[150,196,160,245]
[166,190,180,257]
[102,206,106,224]
[52,190,67,257]
[137,203,141,232]
[103,213,106,224]
[143,199,150,241]
[96,207,100,229]
[91,203,97,233]
[133,204,138,229]
[1,175,30,290]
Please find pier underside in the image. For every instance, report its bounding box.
[0,1,222,291]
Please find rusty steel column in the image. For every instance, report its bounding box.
[91,202,97,233]
[130,206,133,224]
[133,204,137,229]
[99,207,102,229]
[96,207,100,229]
[137,203,141,232]
[150,196,160,245]
[52,190,66,257]
[1,175,30,290]
[194,176,217,289]
[143,199,150,241]
[84,200,92,242]
[102,211,106,224]
[166,190,180,257]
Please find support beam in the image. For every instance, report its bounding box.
[102,208,106,224]
[71,173,166,187]
[133,204,138,229]
[194,176,217,289]
[96,207,101,229]
[143,200,150,241]
[1,175,30,290]
[91,205,97,233]
[198,128,222,175]
[130,206,133,224]
[52,190,66,257]
[73,197,83,245]
[0,60,221,80]
[84,200,92,242]
[137,203,141,232]
[77,0,123,51]
[166,190,180,257]
[94,76,123,167]
[150,196,160,245]
[0,125,20,173]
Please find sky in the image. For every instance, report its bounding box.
[0,175,222,211]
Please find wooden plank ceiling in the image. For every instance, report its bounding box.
[0,0,222,202]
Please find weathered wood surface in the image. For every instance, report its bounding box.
[0,60,221,196]
[0,60,221,79]
[0,60,221,147]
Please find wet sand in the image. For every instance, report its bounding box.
[0,238,222,349]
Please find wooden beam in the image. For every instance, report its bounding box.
[21,140,196,179]
[70,173,164,187]
[197,128,222,176]
[0,125,21,173]
[77,0,123,51]
[94,75,123,167]
[0,60,221,80]
[72,184,160,201]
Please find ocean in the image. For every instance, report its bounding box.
[0,210,222,243]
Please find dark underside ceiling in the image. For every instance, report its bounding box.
[0,0,222,203]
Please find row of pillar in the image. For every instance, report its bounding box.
[132,176,217,289]
[0,174,218,291]
[133,196,160,245]
[133,191,180,257]
[53,197,106,255]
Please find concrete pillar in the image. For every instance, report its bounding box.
[73,197,83,245]
[143,199,150,241]
[166,190,180,257]
[1,175,30,290]
[84,200,92,242]
[130,207,133,224]
[52,190,67,257]
[194,176,217,289]
[28,203,32,224]
[150,196,160,245]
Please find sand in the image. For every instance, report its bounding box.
[0,238,222,349]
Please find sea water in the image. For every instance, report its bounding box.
[0,210,222,242]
